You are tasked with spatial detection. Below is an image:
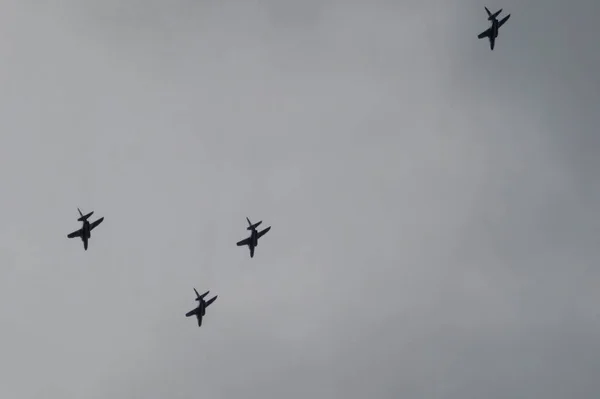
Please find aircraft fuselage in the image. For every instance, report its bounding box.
[251,229,258,247]
[491,19,499,38]
[81,220,91,250]
[82,221,91,238]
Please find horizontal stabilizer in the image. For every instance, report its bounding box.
[246,217,262,230]
[78,211,94,222]
[248,221,262,230]
[489,9,502,20]
[194,288,209,300]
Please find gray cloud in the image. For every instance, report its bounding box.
[0,1,598,398]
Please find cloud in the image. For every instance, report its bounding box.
[0,1,599,398]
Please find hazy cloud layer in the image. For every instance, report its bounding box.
[0,1,599,398]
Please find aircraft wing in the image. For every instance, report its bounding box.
[236,237,251,246]
[67,229,82,238]
[478,27,492,39]
[89,217,104,231]
[257,226,271,239]
[497,14,510,28]
[205,296,217,307]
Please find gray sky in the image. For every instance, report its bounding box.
[0,0,599,398]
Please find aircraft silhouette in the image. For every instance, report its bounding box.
[477,7,510,50]
[67,208,104,250]
[236,217,271,258]
[185,288,217,327]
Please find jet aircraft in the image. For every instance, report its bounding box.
[236,217,271,258]
[67,208,104,250]
[185,288,217,327]
[477,7,510,50]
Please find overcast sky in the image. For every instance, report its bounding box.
[0,0,599,398]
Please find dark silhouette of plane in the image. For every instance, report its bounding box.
[236,217,271,258]
[185,288,217,327]
[477,7,510,50]
[67,208,104,250]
